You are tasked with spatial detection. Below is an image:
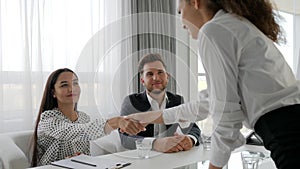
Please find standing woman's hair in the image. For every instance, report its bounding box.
[205,0,284,43]
[31,68,77,167]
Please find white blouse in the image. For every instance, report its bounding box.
[37,109,106,166]
[163,10,300,167]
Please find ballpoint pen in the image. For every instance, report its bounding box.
[70,159,97,167]
[50,163,74,169]
[109,162,132,169]
[120,162,131,168]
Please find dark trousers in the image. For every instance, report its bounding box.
[254,104,300,169]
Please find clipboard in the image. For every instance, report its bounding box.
[51,154,132,169]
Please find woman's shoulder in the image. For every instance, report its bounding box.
[77,110,88,116]
[77,111,90,121]
[39,109,65,122]
[41,109,61,118]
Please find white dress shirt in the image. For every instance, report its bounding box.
[146,92,168,138]
[146,92,197,146]
[163,10,300,167]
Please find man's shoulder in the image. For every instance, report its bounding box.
[166,91,183,101]
[126,92,147,104]
[127,92,145,99]
[128,91,183,102]
[166,91,182,97]
[123,92,150,112]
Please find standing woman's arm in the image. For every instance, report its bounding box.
[199,21,245,168]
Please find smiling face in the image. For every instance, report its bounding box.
[178,0,208,39]
[53,72,81,106]
[140,61,169,94]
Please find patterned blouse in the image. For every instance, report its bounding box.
[37,108,107,166]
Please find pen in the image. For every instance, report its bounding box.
[109,162,132,169]
[51,163,74,169]
[70,159,97,167]
[120,162,131,168]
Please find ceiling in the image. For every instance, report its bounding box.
[272,0,300,14]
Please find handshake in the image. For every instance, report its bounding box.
[118,111,195,153]
[118,111,163,135]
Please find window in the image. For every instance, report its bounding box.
[0,0,127,132]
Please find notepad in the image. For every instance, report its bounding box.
[51,154,131,169]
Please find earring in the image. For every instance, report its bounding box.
[53,95,56,98]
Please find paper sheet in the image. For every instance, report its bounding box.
[51,154,131,169]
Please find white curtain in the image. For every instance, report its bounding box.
[296,14,300,79]
[297,49,300,79]
[0,0,134,133]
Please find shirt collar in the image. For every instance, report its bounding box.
[146,91,168,110]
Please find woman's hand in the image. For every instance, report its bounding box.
[105,116,144,135]
[209,163,222,169]
[127,111,164,124]
[65,152,81,159]
[118,117,146,135]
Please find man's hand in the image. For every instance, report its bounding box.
[174,133,194,151]
[118,117,146,135]
[153,132,195,153]
[153,136,184,153]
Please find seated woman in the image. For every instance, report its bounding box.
[31,68,144,166]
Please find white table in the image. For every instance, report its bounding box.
[28,145,276,169]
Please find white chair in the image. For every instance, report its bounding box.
[0,130,125,168]
[0,130,33,169]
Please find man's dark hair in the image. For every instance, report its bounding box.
[138,53,167,75]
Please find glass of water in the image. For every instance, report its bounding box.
[201,134,211,151]
[241,151,263,169]
[135,138,152,159]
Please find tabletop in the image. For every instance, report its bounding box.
[28,144,276,169]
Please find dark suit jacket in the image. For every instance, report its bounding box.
[119,91,201,149]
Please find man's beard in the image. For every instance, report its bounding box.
[149,88,165,95]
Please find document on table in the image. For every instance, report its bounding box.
[51,154,131,169]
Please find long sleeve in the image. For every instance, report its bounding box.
[163,12,246,167]
[163,90,210,125]
[38,110,107,142]
[37,110,108,165]
[197,17,245,167]
[180,123,201,146]
[169,95,202,145]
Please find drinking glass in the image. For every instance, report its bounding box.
[201,135,211,151]
[135,139,151,159]
[241,151,262,169]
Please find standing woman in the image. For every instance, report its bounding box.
[31,68,144,166]
[130,0,300,169]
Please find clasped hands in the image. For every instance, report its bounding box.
[120,114,194,153]
[153,133,194,153]
[118,116,147,135]
[119,112,160,135]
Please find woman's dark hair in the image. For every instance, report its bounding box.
[191,0,285,43]
[31,68,77,167]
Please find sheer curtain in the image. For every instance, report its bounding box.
[295,1,300,79]
[297,49,300,79]
[130,0,177,94]
[0,0,133,133]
